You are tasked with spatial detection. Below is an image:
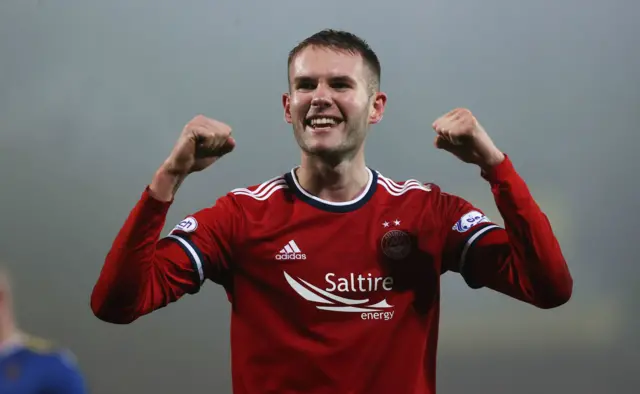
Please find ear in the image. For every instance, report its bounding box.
[368,91,387,124]
[282,92,292,124]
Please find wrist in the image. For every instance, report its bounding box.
[149,165,188,202]
[478,149,505,171]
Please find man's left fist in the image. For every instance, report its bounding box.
[432,108,505,169]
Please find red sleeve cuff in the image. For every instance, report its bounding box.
[141,186,174,212]
[480,154,518,184]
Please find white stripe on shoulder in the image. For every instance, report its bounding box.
[377,174,432,196]
[231,175,288,201]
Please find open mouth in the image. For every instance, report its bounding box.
[304,116,344,130]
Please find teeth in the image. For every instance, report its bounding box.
[310,117,338,127]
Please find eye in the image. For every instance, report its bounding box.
[296,80,316,91]
[331,82,351,90]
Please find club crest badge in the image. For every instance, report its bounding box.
[381,229,412,260]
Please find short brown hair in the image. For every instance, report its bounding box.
[287,29,382,92]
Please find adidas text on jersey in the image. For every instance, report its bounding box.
[275,240,306,260]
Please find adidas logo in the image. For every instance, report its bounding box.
[276,240,306,260]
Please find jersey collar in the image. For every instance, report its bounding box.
[284,166,378,213]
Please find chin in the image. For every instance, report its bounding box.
[294,126,352,159]
[303,142,354,162]
[305,144,338,156]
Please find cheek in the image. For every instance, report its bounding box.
[342,96,369,116]
[290,94,310,113]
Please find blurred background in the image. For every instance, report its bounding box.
[1,0,638,393]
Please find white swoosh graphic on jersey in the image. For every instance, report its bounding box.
[283,272,334,304]
[284,271,395,313]
[317,306,390,312]
[366,299,393,308]
[284,271,369,305]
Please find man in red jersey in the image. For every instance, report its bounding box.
[90,29,573,394]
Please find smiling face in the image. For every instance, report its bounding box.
[283,45,387,162]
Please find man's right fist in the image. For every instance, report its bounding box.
[163,115,236,176]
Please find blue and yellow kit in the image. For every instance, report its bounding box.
[0,334,86,394]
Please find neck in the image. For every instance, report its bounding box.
[297,150,369,202]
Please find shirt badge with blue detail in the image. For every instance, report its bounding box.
[452,211,490,233]
[170,216,198,235]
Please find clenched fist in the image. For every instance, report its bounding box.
[432,108,504,169]
[164,115,236,176]
[150,115,235,201]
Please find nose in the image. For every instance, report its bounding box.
[311,84,332,108]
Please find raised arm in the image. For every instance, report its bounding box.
[90,115,238,323]
[432,108,572,308]
[439,157,572,308]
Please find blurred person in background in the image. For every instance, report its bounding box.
[0,267,87,394]
[91,29,573,394]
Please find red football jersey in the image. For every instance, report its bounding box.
[91,156,572,394]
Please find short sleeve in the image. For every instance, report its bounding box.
[433,187,502,279]
[162,193,242,288]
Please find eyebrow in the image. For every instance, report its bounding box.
[292,75,358,85]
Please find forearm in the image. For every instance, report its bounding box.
[90,187,174,323]
[466,156,573,308]
[149,163,188,202]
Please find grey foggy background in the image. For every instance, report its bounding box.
[1,0,638,393]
